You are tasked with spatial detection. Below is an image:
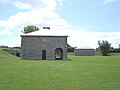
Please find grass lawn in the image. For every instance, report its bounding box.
[0,49,120,90]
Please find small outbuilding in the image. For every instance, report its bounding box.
[74,47,95,56]
[21,27,68,60]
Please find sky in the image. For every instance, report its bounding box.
[0,0,120,48]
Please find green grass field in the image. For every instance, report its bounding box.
[0,49,120,90]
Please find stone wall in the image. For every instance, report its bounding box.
[21,36,68,60]
[74,49,95,56]
[3,49,21,57]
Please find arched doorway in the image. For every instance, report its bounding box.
[42,50,46,60]
[55,48,63,60]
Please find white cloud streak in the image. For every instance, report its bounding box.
[0,0,63,10]
[102,0,118,4]
[0,9,69,28]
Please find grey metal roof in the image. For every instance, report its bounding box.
[21,29,68,37]
[75,46,94,49]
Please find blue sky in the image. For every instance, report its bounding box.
[57,0,120,31]
[0,0,120,48]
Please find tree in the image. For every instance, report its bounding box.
[22,25,39,34]
[98,40,111,56]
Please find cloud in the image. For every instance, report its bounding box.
[0,9,69,28]
[0,0,120,48]
[102,0,118,4]
[0,0,68,28]
[0,0,63,10]
[0,29,12,36]
[0,36,21,47]
[66,29,120,48]
[56,0,64,5]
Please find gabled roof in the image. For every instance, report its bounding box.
[21,28,68,37]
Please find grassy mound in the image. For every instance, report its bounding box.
[0,49,120,90]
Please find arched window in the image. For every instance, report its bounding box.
[55,48,63,60]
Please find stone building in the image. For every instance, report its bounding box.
[74,47,95,56]
[21,27,68,60]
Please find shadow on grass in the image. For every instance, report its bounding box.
[67,58,72,61]
[20,58,72,61]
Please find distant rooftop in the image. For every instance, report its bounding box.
[75,46,94,49]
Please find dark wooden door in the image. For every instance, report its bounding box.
[42,50,46,60]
